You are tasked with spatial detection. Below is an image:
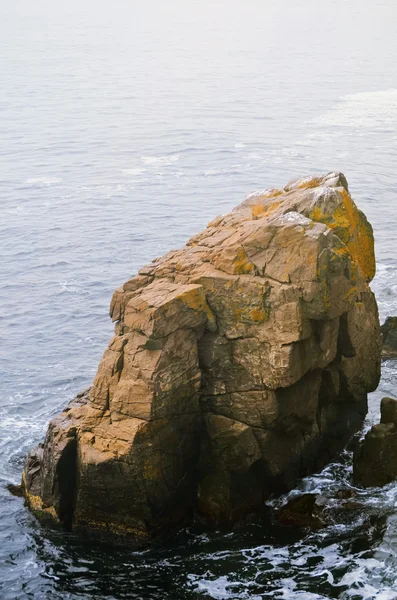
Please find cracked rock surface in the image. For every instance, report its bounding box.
[23,172,381,545]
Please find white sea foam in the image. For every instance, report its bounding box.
[189,574,261,600]
[141,155,179,165]
[313,89,397,129]
[204,166,242,176]
[25,177,62,185]
[120,168,146,176]
[59,281,78,293]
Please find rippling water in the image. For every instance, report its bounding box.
[1,1,397,598]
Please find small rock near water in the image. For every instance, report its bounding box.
[354,397,397,487]
[276,494,329,529]
[381,317,397,359]
[7,483,24,498]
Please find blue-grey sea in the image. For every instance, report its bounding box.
[1,1,397,598]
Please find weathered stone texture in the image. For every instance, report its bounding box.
[23,172,381,544]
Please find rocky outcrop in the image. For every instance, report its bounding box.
[381,317,397,358]
[23,172,381,545]
[354,397,397,487]
[276,494,330,529]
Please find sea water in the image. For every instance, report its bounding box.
[1,1,397,598]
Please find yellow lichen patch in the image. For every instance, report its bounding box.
[360,232,375,281]
[340,189,358,228]
[296,176,324,190]
[328,245,350,273]
[332,245,350,257]
[264,200,282,215]
[23,487,59,523]
[232,247,256,274]
[180,286,206,311]
[250,308,268,322]
[261,188,283,198]
[341,189,375,282]
[309,206,327,223]
[180,285,216,329]
[328,189,375,282]
[309,188,375,283]
[250,204,265,218]
[250,200,282,220]
[344,286,358,302]
[226,299,269,324]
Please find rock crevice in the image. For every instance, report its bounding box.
[23,172,381,545]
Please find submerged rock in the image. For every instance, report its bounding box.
[7,483,24,498]
[354,397,397,487]
[276,494,329,529]
[23,172,381,545]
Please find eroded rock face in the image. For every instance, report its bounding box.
[23,172,381,544]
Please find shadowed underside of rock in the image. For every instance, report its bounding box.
[22,172,381,545]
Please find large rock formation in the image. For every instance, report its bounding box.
[23,172,381,545]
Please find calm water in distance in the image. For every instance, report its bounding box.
[1,1,397,598]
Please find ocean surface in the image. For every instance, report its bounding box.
[1,0,397,598]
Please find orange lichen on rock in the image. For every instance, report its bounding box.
[307,187,375,283]
[340,188,376,282]
[250,203,266,218]
[250,200,282,220]
[296,176,324,190]
[232,247,256,274]
[250,308,268,322]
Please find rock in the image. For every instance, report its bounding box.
[340,500,363,510]
[23,172,381,545]
[380,397,397,426]
[334,488,357,500]
[381,317,397,358]
[275,488,366,533]
[354,398,397,487]
[276,494,329,529]
[7,483,24,497]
